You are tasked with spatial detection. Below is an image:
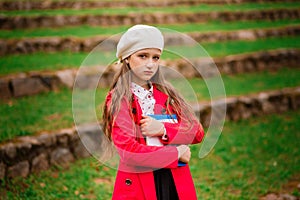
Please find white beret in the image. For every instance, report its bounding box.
[116,24,164,60]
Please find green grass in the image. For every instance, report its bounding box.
[1,36,300,76]
[164,35,300,59]
[176,67,300,100]
[0,67,299,142]
[1,2,300,16]
[1,110,299,199]
[193,110,300,199]
[1,19,300,39]
[0,87,108,142]
[0,52,97,76]
[0,158,116,199]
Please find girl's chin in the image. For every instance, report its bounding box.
[133,77,152,83]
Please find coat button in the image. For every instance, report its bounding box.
[132,108,137,114]
[125,179,132,186]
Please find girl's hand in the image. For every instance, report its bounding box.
[140,116,164,137]
[176,145,191,163]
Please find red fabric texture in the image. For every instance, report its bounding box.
[105,84,205,200]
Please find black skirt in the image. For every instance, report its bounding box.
[153,168,179,200]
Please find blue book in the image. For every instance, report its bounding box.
[147,114,186,167]
[147,114,178,123]
[178,161,187,167]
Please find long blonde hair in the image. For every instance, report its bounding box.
[102,61,195,141]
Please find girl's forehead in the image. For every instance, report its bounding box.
[135,48,162,55]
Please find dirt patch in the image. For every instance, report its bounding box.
[260,174,300,200]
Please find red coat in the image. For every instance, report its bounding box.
[105,84,205,200]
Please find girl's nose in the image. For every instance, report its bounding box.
[145,61,156,68]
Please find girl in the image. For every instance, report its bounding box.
[102,25,205,200]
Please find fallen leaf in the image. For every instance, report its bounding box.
[40,183,46,188]
[63,186,68,191]
[45,113,62,121]
[51,172,59,178]
[94,178,111,185]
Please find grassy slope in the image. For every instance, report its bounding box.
[1,36,300,75]
[1,19,299,39]
[193,110,300,199]
[0,3,299,199]
[1,110,299,199]
[0,67,299,142]
[1,2,300,16]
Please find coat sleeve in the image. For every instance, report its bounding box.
[161,112,205,145]
[108,96,179,169]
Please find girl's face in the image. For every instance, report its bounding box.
[127,48,161,87]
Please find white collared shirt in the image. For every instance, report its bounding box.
[131,82,155,115]
[131,82,164,146]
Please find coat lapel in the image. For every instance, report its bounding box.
[131,94,142,123]
[153,84,169,114]
[131,94,146,144]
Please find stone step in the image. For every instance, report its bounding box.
[0,86,299,179]
[0,0,298,11]
[0,48,299,99]
[2,25,300,56]
[1,8,299,30]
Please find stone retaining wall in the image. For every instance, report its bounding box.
[1,49,299,99]
[167,48,300,78]
[1,9,299,29]
[0,0,298,10]
[2,25,300,56]
[0,86,299,179]
[0,126,93,179]
[198,86,300,127]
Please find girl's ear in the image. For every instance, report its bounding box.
[125,59,129,64]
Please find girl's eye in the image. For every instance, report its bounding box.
[153,56,160,60]
[138,55,147,59]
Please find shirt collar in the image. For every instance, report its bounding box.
[131,82,153,99]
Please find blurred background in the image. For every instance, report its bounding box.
[0,0,299,199]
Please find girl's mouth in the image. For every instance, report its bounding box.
[144,71,153,75]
